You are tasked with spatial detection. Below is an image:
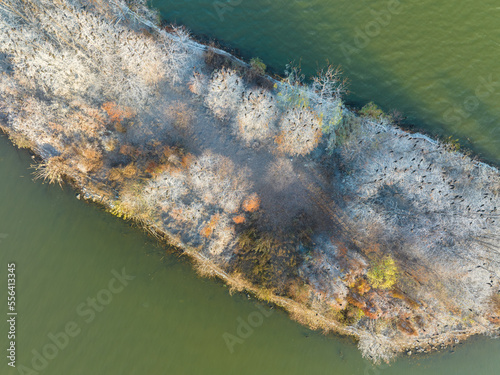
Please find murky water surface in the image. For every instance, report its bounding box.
[1,1,500,373]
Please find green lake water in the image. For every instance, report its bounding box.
[1,0,500,373]
[1,135,499,374]
[152,0,500,166]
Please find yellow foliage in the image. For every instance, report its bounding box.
[9,132,33,149]
[367,256,398,289]
[108,201,134,220]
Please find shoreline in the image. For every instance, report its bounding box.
[1,0,499,364]
[154,13,500,171]
[0,120,489,361]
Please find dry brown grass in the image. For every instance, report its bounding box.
[33,156,69,186]
[103,137,119,152]
[288,304,331,332]
[194,257,220,278]
[180,153,195,169]
[287,279,312,305]
[491,293,500,315]
[143,148,194,177]
[200,213,220,238]
[83,179,116,202]
[227,272,254,294]
[108,163,140,183]
[68,101,106,137]
[256,287,274,302]
[203,44,232,71]
[397,319,418,336]
[76,146,103,173]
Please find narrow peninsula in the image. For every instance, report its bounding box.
[0,0,499,363]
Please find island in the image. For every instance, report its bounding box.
[0,0,498,363]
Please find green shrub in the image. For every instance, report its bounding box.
[360,102,387,120]
[444,135,460,152]
[250,57,266,75]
